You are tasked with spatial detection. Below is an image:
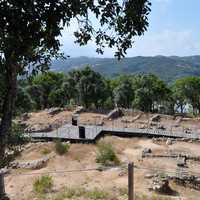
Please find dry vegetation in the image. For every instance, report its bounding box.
[21,109,200,134]
[8,109,200,199]
[5,135,200,200]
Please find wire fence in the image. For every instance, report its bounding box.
[2,163,200,200]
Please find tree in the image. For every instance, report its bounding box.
[133,74,169,112]
[172,79,187,114]
[31,71,64,108]
[172,77,200,115]
[113,77,133,108]
[15,87,35,114]
[68,66,107,108]
[0,0,151,197]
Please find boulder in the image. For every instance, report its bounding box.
[143,148,152,154]
[0,168,10,175]
[142,148,152,157]
[73,106,85,114]
[46,107,62,115]
[157,124,166,130]
[25,124,53,133]
[107,108,123,119]
[150,114,161,122]
[10,155,52,170]
[144,173,155,179]
[21,113,31,121]
[166,138,173,145]
[149,177,173,194]
[177,157,187,168]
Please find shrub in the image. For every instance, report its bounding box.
[55,140,70,155]
[96,142,120,166]
[41,148,51,155]
[85,188,109,200]
[53,187,109,200]
[33,175,53,194]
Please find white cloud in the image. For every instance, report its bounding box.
[59,28,200,57]
[127,29,200,57]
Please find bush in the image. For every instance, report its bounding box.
[33,175,53,194]
[53,187,108,200]
[96,142,120,166]
[55,140,70,155]
[85,188,108,200]
[41,148,51,155]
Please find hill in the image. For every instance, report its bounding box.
[50,55,200,82]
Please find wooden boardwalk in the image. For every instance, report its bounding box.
[28,124,200,142]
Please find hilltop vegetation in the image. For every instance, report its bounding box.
[50,56,200,83]
[1,66,200,116]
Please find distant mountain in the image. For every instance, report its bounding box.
[50,55,200,82]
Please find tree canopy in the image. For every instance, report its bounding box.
[7,67,200,116]
[0,0,151,197]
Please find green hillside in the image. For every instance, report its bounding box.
[50,55,200,82]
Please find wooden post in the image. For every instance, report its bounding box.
[128,162,134,200]
[0,172,5,197]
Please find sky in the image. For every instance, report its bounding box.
[60,0,200,58]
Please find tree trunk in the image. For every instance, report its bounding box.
[0,62,17,197]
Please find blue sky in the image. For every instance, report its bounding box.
[60,0,200,57]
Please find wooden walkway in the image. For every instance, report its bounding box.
[28,124,200,142]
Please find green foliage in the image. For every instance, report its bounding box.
[1,123,28,167]
[172,76,200,114]
[54,140,70,155]
[114,77,134,108]
[68,66,108,108]
[51,56,200,82]
[85,188,108,200]
[96,142,120,166]
[7,68,200,116]
[33,175,53,194]
[41,148,52,155]
[53,187,108,200]
[31,72,65,108]
[15,86,35,114]
[132,74,170,112]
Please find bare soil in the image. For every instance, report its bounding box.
[5,136,200,200]
[21,109,200,134]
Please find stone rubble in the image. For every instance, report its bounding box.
[10,154,53,170]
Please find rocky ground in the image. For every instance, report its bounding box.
[7,108,200,199]
[4,136,200,200]
[20,107,200,135]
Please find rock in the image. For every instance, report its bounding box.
[143,148,152,154]
[73,106,85,114]
[184,128,192,134]
[166,138,173,145]
[107,108,123,119]
[150,114,161,122]
[157,124,166,130]
[21,113,31,121]
[177,157,187,167]
[0,168,10,175]
[25,124,53,133]
[47,107,62,115]
[139,124,147,129]
[142,148,152,157]
[97,121,104,126]
[10,155,52,170]
[118,171,127,177]
[149,177,173,194]
[144,174,155,179]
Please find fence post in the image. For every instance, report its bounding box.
[128,162,134,200]
[0,172,5,197]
